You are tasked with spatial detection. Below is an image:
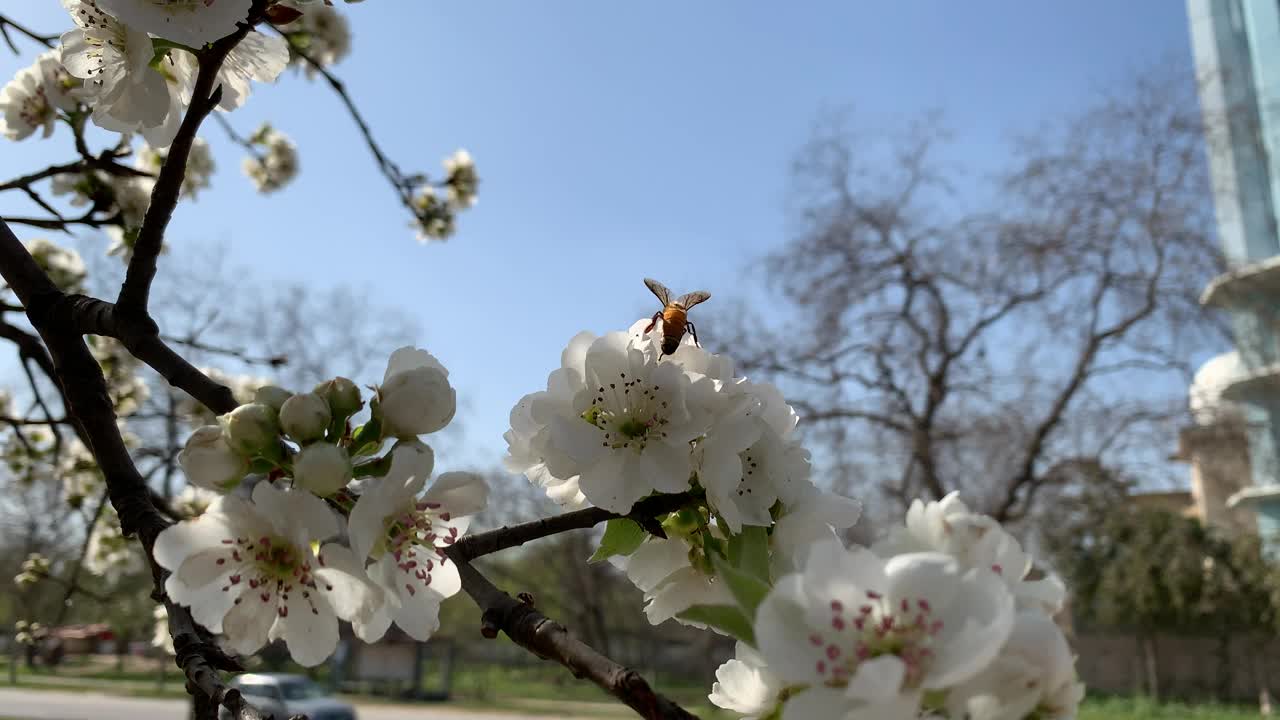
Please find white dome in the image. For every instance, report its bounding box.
[1189,351,1246,424]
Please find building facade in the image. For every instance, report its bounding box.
[1187,0,1280,548]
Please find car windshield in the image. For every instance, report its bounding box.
[277,679,326,700]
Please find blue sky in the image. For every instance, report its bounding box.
[0,1,1198,469]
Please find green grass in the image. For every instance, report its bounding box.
[1080,696,1261,719]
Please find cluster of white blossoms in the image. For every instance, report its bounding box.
[23,237,87,294]
[86,512,147,579]
[412,149,479,242]
[702,495,1083,720]
[507,325,1083,720]
[159,347,489,666]
[241,122,299,193]
[0,51,74,141]
[55,0,287,148]
[277,0,353,76]
[136,137,217,200]
[13,620,45,647]
[13,553,51,589]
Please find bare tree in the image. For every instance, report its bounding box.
[721,68,1225,524]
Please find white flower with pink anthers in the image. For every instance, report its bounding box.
[347,441,488,642]
[153,481,378,666]
[753,539,1014,720]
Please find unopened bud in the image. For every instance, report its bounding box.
[279,392,331,444]
[315,377,362,418]
[179,425,250,491]
[378,348,455,438]
[292,443,352,496]
[222,403,280,456]
[253,386,293,412]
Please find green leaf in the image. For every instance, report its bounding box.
[712,553,771,618]
[727,525,771,583]
[352,454,392,479]
[588,519,647,563]
[677,604,755,645]
[349,417,382,456]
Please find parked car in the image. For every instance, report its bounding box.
[218,673,356,720]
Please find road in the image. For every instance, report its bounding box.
[0,688,588,720]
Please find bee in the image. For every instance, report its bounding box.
[643,278,711,355]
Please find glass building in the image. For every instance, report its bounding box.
[1187,0,1280,549]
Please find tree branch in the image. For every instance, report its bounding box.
[450,491,695,563]
[117,6,265,316]
[450,560,699,720]
[0,219,258,720]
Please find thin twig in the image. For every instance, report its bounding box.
[162,333,287,368]
[0,14,56,51]
[451,491,696,563]
[269,25,424,216]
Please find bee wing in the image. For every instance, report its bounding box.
[644,278,672,305]
[675,291,711,309]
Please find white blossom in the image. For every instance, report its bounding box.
[376,347,456,438]
[755,540,1015,719]
[242,123,299,192]
[538,332,707,513]
[135,137,215,199]
[946,610,1085,720]
[24,238,87,293]
[173,484,219,518]
[709,642,784,720]
[155,481,380,667]
[347,444,487,642]
[0,52,72,140]
[769,484,863,576]
[103,175,156,260]
[278,2,351,76]
[85,512,146,579]
[504,331,595,509]
[59,438,102,507]
[152,605,174,655]
[174,31,288,111]
[410,185,454,242]
[60,0,179,145]
[872,493,1066,614]
[443,149,478,209]
[96,0,252,48]
[614,533,733,627]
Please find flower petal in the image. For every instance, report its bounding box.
[221,590,276,657]
[269,586,338,667]
[423,472,489,517]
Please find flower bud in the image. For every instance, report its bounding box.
[292,443,352,496]
[222,403,280,456]
[253,385,293,412]
[279,392,331,444]
[315,376,362,418]
[378,348,455,438]
[179,425,250,491]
